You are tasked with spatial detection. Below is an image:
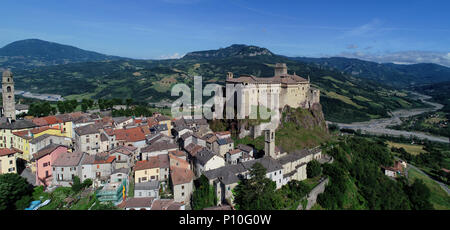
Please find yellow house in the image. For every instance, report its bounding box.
[0,120,37,151]
[12,126,65,161]
[0,148,21,174]
[32,116,73,138]
[134,157,161,183]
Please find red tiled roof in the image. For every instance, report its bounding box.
[135,155,168,171]
[228,149,242,155]
[13,126,60,138]
[94,156,116,164]
[114,127,146,142]
[170,167,194,185]
[0,148,21,157]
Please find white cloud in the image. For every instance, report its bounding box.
[158,53,184,59]
[334,50,450,67]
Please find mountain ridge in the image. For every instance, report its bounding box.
[0,39,128,69]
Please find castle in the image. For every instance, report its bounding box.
[225,63,320,117]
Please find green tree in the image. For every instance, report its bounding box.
[0,173,34,210]
[406,179,434,210]
[307,160,322,178]
[71,176,83,193]
[191,175,217,210]
[234,163,282,210]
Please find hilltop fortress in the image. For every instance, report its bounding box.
[225,63,320,117]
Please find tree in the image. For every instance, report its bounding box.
[307,160,322,178]
[82,179,93,189]
[406,179,434,210]
[71,176,83,193]
[233,163,282,210]
[57,101,66,114]
[191,175,217,210]
[0,173,34,210]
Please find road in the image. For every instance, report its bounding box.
[407,163,450,195]
[328,92,449,143]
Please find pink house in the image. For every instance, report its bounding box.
[33,144,68,187]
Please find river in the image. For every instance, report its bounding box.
[327,92,449,143]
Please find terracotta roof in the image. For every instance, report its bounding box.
[169,154,190,170]
[0,148,20,157]
[228,149,242,155]
[170,167,194,186]
[135,154,169,171]
[114,127,146,142]
[32,116,63,126]
[13,126,61,139]
[169,150,186,158]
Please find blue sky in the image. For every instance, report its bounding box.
[1,0,449,65]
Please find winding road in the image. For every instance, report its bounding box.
[328,92,449,143]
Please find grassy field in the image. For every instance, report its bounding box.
[408,167,450,210]
[386,141,427,155]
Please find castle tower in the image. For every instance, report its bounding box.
[227,72,233,80]
[274,63,287,76]
[2,70,16,120]
[264,129,276,159]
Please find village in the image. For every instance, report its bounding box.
[0,65,333,210]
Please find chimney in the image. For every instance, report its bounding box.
[227,72,233,80]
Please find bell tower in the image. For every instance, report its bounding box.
[264,129,276,159]
[2,70,16,121]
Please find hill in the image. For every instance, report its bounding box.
[6,42,427,123]
[183,44,274,59]
[293,57,450,88]
[0,39,127,69]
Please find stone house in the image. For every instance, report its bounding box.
[29,134,70,157]
[170,166,194,204]
[52,151,86,187]
[108,145,136,169]
[225,148,254,165]
[134,180,160,198]
[141,141,177,160]
[81,154,116,187]
[212,137,234,157]
[74,124,103,155]
[194,149,225,177]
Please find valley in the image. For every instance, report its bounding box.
[332,92,449,143]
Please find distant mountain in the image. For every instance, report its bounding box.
[292,57,450,88]
[11,44,426,123]
[183,44,274,59]
[0,39,128,69]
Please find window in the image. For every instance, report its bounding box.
[62,168,64,172]
[181,192,185,197]
[182,185,184,189]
